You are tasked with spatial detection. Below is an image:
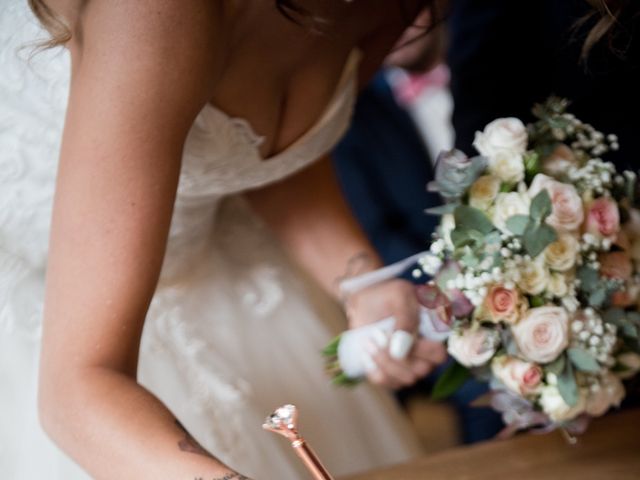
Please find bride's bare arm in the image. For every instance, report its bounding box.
[246,158,447,389]
[38,2,249,478]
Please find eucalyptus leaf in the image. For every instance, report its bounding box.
[603,308,626,326]
[432,361,471,401]
[506,215,530,235]
[530,189,553,221]
[588,288,607,308]
[454,205,494,235]
[568,348,601,373]
[557,361,579,407]
[546,355,566,375]
[623,323,639,339]
[523,223,557,257]
[577,266,600,293]
[450,229,473,248]
[426,203,459,216]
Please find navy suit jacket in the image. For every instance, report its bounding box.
[333,72,441,266]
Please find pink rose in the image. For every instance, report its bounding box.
[482,285,522,324]
[447,327,499,368]
[511,306,569,364]
[492,356,543,396]
[585,197,620,239]
[599,251,632,281]
[529,174,584,232]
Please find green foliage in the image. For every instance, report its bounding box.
[576,267,618,308]
[425,203,459,216]
[432,361,471,401]
[504,190,557,258]
[454,205,494,235]
[524,151,541,182]
[322,335,341,357]
[557,359,579,407]
[506,215,530,236]
[530,190,553,221]
[523,223,557,258]
[546,355,566,376]
[568,348,601,373]
[529,296,545,308]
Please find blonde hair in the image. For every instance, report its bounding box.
[28,0,71,48]
[579,0,631,58]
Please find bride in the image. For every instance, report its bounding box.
[0,1,447,478]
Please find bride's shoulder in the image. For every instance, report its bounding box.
[39,0,226,53]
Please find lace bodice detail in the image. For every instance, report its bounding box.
[0,2,359,333]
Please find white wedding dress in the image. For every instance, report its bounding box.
[0,3,423,479]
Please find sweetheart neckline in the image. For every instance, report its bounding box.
[200,49,360,164]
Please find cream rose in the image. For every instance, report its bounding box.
[492,192,530,232]
[473,118,528,157]
[492,356,543,396]
[585,372,625,417]
[541,144,579,177]
[447,327,499,368]
[585,197,620,240]
[469,175,501,211]
[529,174,584,232]
[487,149,525,184]
[518,258,550,296]
[544,233,579,272]
[547,272,569,298]
[512,306,569,364]
[480,284,523,324]
[539,383,587,423]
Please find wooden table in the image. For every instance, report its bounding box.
[345,409,640,480]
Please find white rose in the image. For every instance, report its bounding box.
[518,258,550,296]
[512,306,569,364]
[544,234,579,272]
[492,192,530,232]
[447,327,499,368]
[616,352,640,380]
[539,384,586,423]
[585,372,625,417]
[487,149,525,184]
[491,356,543,396]
[528,174,584,232]
[440,214,455,250]
[469,175,501,211]
[547,272,569,298]
[473,118,528,157]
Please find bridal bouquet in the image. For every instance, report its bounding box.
[325,98,640,433]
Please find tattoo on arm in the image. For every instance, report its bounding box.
[176,421,251,480]
[175,420,212,458]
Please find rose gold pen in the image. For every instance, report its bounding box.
[263,405,335,480]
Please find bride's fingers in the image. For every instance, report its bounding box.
[370,348,417,386]
[411,338,448,365]
[409,358,434,379]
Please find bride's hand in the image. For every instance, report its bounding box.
[345,279,447,389]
